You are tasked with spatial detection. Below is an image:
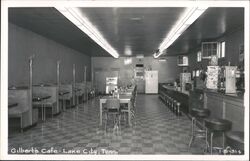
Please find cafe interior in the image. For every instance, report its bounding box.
[2,1,249,158]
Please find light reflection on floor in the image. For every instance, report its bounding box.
[8,95,206,155]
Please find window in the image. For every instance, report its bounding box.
[192,70,196,78]
[201,42,218,59]
[221,41,225,58]
[218,41,226,58]
[196,70,200,77]
[197,51,202,62]
[177,55,189,66]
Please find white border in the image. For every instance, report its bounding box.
[1,0,249,160]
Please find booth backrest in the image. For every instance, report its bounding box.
[8,89,31,113]
[75,83,86,95]
[59,84,73,97]
[33,86,58,104]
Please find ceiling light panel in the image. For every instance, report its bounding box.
[56,7,119,58]
[155,6,208,58]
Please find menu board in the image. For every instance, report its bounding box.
[206,66,219,89]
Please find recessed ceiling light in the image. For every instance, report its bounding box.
[136,54,144,59]
[124,45,132,56]
[130,17,142,21]
[159,58,167,62]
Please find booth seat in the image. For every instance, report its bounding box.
[75,82,87,102]
[59,84,73,108]
[8,87,37,132]
[86,81,95,99]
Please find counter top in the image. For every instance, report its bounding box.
[162,85,189,95]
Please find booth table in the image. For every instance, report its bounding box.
[8,102,18,108]
[33,95,51,121]
[59,90,70,111]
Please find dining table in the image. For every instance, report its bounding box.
[74,88,82,106]
[32,95,51,121]
[8,102,18,108]
[99,94,132,126]
[59,90,70,111]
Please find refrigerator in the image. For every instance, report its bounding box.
[145,71,158,94]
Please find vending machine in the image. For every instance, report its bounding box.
[206,66,219,90]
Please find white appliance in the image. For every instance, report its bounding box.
[225,66,237,94]
[106,77,118,94]
[145,71,158,94]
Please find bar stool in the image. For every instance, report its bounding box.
[166,96,170,107]
[163,94,166,103]
[173,100,177,113]
[170,97,174,111]
[176,102,181,116]
[189,108,210,149]
[225,131,244,154]
[204,118,232,154]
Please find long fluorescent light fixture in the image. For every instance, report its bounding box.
[154,6,208,58]
[55,7,119,58]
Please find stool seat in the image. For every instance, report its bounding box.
[205,118,232,131]
[191,108,210,118]
[226,131,244,150]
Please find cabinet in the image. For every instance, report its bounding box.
[204,90,244,131]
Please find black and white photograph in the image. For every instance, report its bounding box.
[1,0,249,160]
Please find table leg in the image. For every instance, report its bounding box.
[42,104,44,121]
[87,89,89,101]
[128,101,131,126]
[64,99,66,111]
[99,101,102,126]
[43,106,46,121]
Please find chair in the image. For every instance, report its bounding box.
[121,96,136,124]
[105,98,121,132]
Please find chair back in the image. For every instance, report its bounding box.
[106,98,120,111]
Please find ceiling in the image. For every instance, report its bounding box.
[8,8,108,57]
[9,7,244,57]
[167,7,244,55]
[76,8,185,56]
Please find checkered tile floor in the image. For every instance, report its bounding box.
[8,95,207,155]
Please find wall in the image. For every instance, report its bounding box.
[91,56,180,91]
[187,28,244,73]
[8,23,91,86]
